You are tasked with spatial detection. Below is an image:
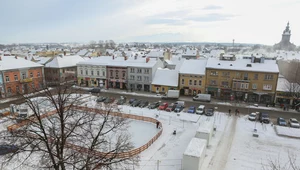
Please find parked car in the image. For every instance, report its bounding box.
[248,112,257,121]
[148,102,160,109]
[103,97,114,104]
[174,101,185,108]
[174,104,184,113]
[139,100,149,108]
[259,112,270,124]
[131,100,141,107]
[158,103,168,110]
[88,88,101,93]
[196,105,205,115]
[289,118,300,128]
[129,98,137,104]
[187,106,196,113]
[116,96,127,105]
[165,103,176,112]
[277,117,287,126]
[0,145,19,155]
[96,96,107,102]
[205,108,214,116]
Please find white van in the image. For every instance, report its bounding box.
[174,101,185,107]
[196,105,205,115]
[193,94,211,102]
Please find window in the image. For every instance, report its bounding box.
[130,75,135,80]
[210,71,218,76]
[144,76,149,81]
[145,69,149,74]
[80,70,83,75]
[97,71,100,76]
[162,87,165,92]
[103,71,105,77]
[16,85,20,93]
[264,74,274,80]
[5,76,9,82]
[222,72,230,77]
[137,69,142,73]
[110,71,113,77]
[221,81,229,87]
[85,70,88,75]
[244,83,249,89]
[7,87,12,94]
[254,74,258,80]
[91,70,94,76]
[243,73,248,80]
[181,79,184,85]
[14,75,18,81]
[252,84,257,89]
[198,80,202,86]
[236,72,240,77]
[137,76,142,81]
[123,72,126,78]
[22,73,26,79]
[37,72,41,77]
[30,72,33,78]
[115,71,119,77]
[189,80,192,85]
[130,68,135,73]
[263,84,272,90]
[194,80,197,85]
[210,80,217,85]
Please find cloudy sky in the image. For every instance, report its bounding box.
[0,0,299,45]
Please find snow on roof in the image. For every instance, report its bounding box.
[76,49,88,56]
[35,56,52,65]
[77,56,158,68]
[152,68,179,87]
[146,51,164,58]
[45,55,85,68]
[276,76,300,92]
[0,56,43,71]
[182,49,197,56]
[180,59,207,75]
[206,58,279,73]
[183,138,206,157]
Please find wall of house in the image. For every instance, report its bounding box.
[77,64,107,87]
[179,74,206,95]
[127,67,152,91]
[205,68,278,102]
[151,85,177,93]
[107,66,127,89]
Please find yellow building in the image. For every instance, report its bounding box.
[179,59,207,95]
[205,55,279,103]
[151,69,178,93]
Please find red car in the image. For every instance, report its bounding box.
[158,102,168,110]
[165,103,176,112]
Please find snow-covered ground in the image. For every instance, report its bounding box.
[275,125,300,139]
[1,94,300,170]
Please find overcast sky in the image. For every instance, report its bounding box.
[0,0,299,45]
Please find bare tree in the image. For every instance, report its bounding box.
[262,152,300,170]
[1,85,138,170]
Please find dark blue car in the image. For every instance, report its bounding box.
[187,106,196,113]
[0,145,19,155]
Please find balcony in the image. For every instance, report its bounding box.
[20,78,33,83]
[232,78,250,82]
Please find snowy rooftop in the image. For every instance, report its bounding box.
[146,51,164,58]
[152,68,179,86]
[179,59,207,75]
[206,58,279,73]
[77,56,159,68]
[276,76,300,92]
[182,49,197,56]
[45,55,85,68]
[183,138,206,157]
[0,56,43,71]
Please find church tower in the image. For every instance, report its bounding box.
[281,22,291,45]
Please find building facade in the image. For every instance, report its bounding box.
[0,56,44,98]
[179,60,207,96]
[151,69,179,93]
[107,66,127,89]
[77,64,106,88]
[205,56,279,103]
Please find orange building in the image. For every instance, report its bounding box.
[0,56,44,98]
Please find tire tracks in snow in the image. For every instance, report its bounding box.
[207,116,237,170]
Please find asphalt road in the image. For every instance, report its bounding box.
[91,91,300,124]
[1,89,300,125]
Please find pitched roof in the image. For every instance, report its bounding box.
[0,56,43,71]
[179,59,207,75]
[45,55,85,68]
[152,68,178,87]
[206,58,279,73]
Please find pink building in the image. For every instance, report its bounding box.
[107,66,127,89]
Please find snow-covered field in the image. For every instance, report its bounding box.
[275,125,300,139]
[1,94,300,170]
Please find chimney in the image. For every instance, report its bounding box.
[15,56,18,59]
[124,56,127,61]
[64,51,66,56]
[146,57,150,63]
[112,55,115,60]
[134,55,137,60]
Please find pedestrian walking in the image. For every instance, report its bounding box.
[156,121,160,129]
[228,109,231,116]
